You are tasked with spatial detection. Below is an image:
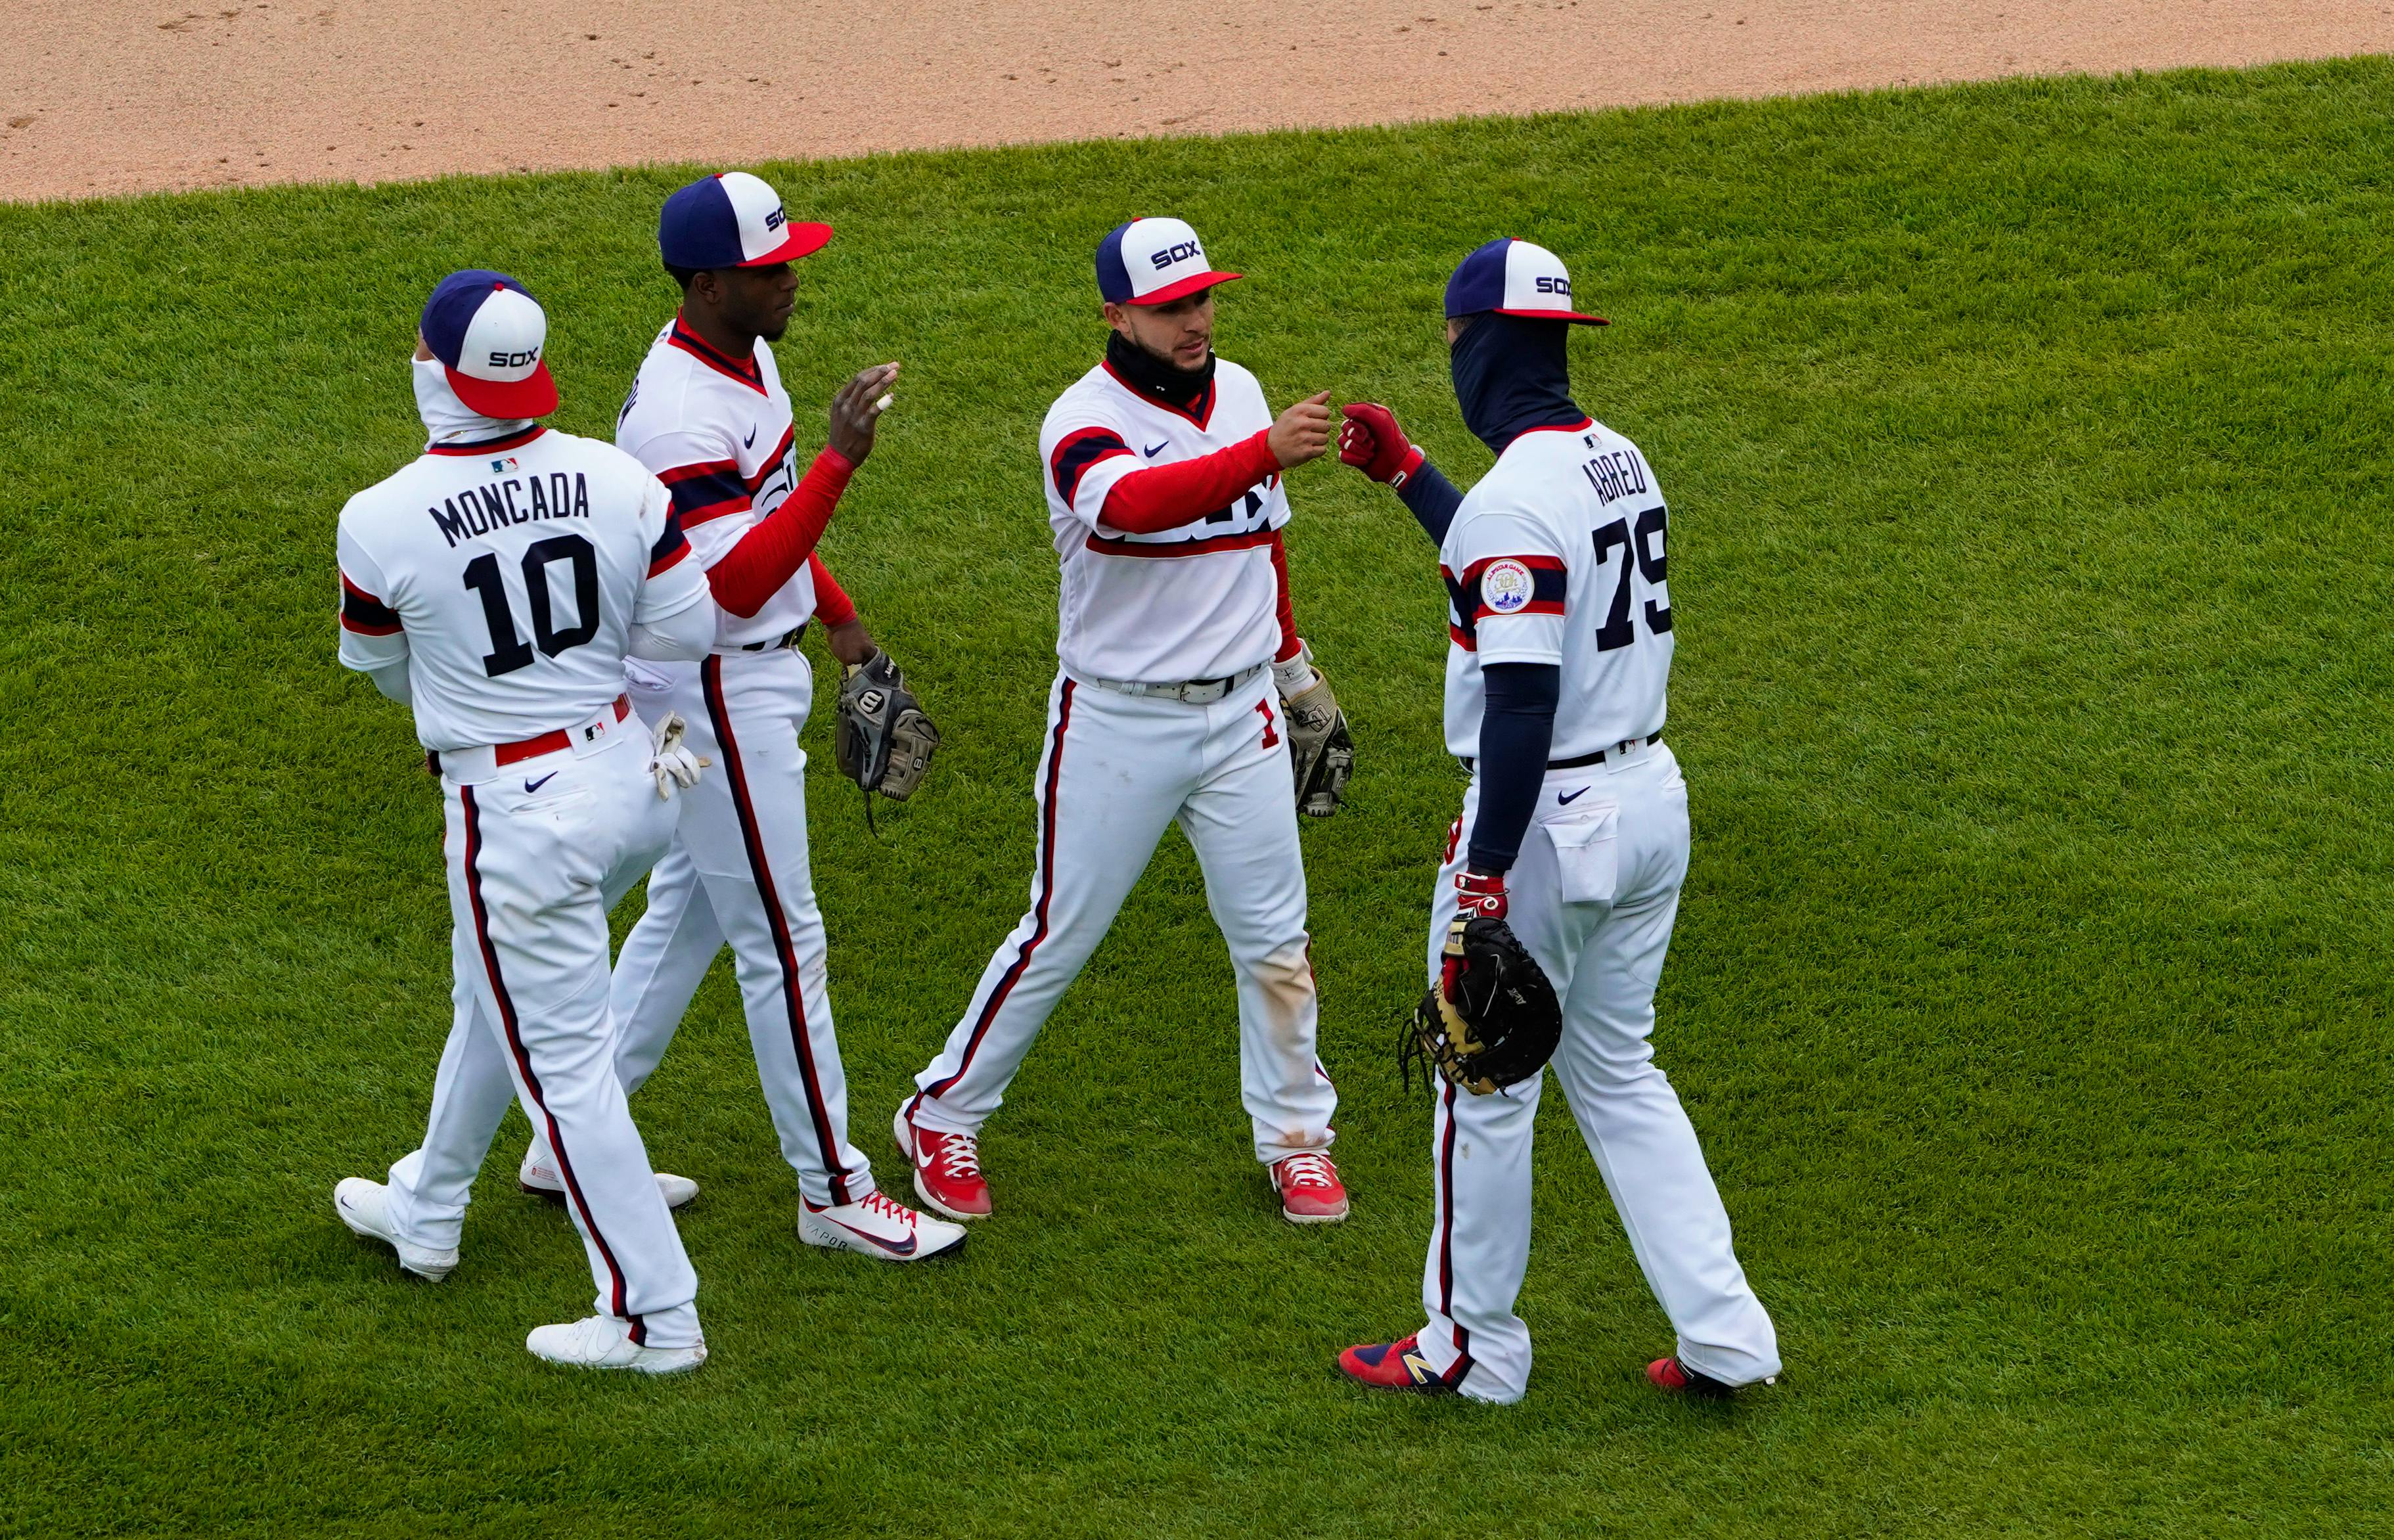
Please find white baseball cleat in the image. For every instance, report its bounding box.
[525,1314,707,1375]
[520,1144,698,1210]
[799,1190,968,1262]
[333,1177,459,1282]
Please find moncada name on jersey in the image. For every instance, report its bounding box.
[428,464,596,549]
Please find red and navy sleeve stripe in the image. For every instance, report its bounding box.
[1462,555,1568,623]
[659,460,752,526]
[1440,566,1475,650]
[1049,428,1133,505]
[340,574,402,636]
[648,509,691,576]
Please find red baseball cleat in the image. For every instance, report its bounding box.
[1336,1334,1455,1393]
[1648,1356,1758,1397]
[894,1104,991,1221]
[1271,1150,1349,1224]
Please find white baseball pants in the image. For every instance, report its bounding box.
[380,727,702,1349]
[605,648,876,1208]
[1411,742,1777,1403]
[905,669,1337,1163]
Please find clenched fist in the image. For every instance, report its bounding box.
[1338,401,1425,487]
[1267,391,1334,469]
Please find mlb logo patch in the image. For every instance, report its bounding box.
[1482,559,1535,614]
[491,456,519,474]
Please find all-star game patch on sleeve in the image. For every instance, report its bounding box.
[1445,510,1568,666]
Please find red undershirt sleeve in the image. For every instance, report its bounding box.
[1098,430,1280,535]
[1267,530,1302,662]
[808,552,857,627]
[705,447,855,618]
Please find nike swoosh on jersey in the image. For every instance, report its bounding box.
[1558,786,1590,804]
[744,425,757,447]
[524,771,559,793]
[1143,441,1168,457]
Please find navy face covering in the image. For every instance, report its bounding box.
[1449,313,1585,455]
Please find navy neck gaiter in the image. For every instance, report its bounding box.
[1450,313,1585,455]
[1107,328,1215,417]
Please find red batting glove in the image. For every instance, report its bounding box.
[1441,869,1509,999]
[1455,867,1508,921]
[1338,402,1425,488]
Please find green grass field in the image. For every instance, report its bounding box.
[4,57,2393,1537]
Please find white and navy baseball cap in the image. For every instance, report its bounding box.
[658,171,833,270]
[420,269,559,418]
[1095,217,1242,306]
[1445,238,1608,326]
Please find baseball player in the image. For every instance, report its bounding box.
[331,271,718,1372]
[1331,239,1779,1402]
[514,171,965,1261]
[893,217,1349,1225]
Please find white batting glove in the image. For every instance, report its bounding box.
[648,711,711,800]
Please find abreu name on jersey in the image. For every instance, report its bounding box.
[1439,417,1674,761]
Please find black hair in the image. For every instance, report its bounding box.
[663,261,702,290]
[1449,312,1480,340]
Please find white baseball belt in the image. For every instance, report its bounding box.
[1080,662,1266,706]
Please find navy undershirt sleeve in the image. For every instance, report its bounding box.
[1467,662,1561,873]
[1397,459,1466,543]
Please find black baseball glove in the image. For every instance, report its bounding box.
[1400,915,1562,1095]
[834,650,941,817]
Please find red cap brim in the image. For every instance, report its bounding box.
[1130,270,1242,306]
[449,361,559,419]
[1493,306,1609,326]
[739,222,834,267]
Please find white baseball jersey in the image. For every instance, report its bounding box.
[616,315,817,649]
[1039,357,1289,683]
[1439,417,1674,759]
[336,424,708,752]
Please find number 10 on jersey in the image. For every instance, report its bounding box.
[464,533,601,677]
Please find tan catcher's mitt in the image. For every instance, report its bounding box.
[835,650,941,821]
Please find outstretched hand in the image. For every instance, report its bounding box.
[827,361,901,465]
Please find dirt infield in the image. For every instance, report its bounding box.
[6,1,2385,202]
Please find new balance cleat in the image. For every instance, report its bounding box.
[333,1177,459,1282]
[800,1190,968,1262]
[894,1104,991,1221]
[526,1314,706,1375]
[1271,1150,1350,1224]
[1336,1334,1455,1394]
